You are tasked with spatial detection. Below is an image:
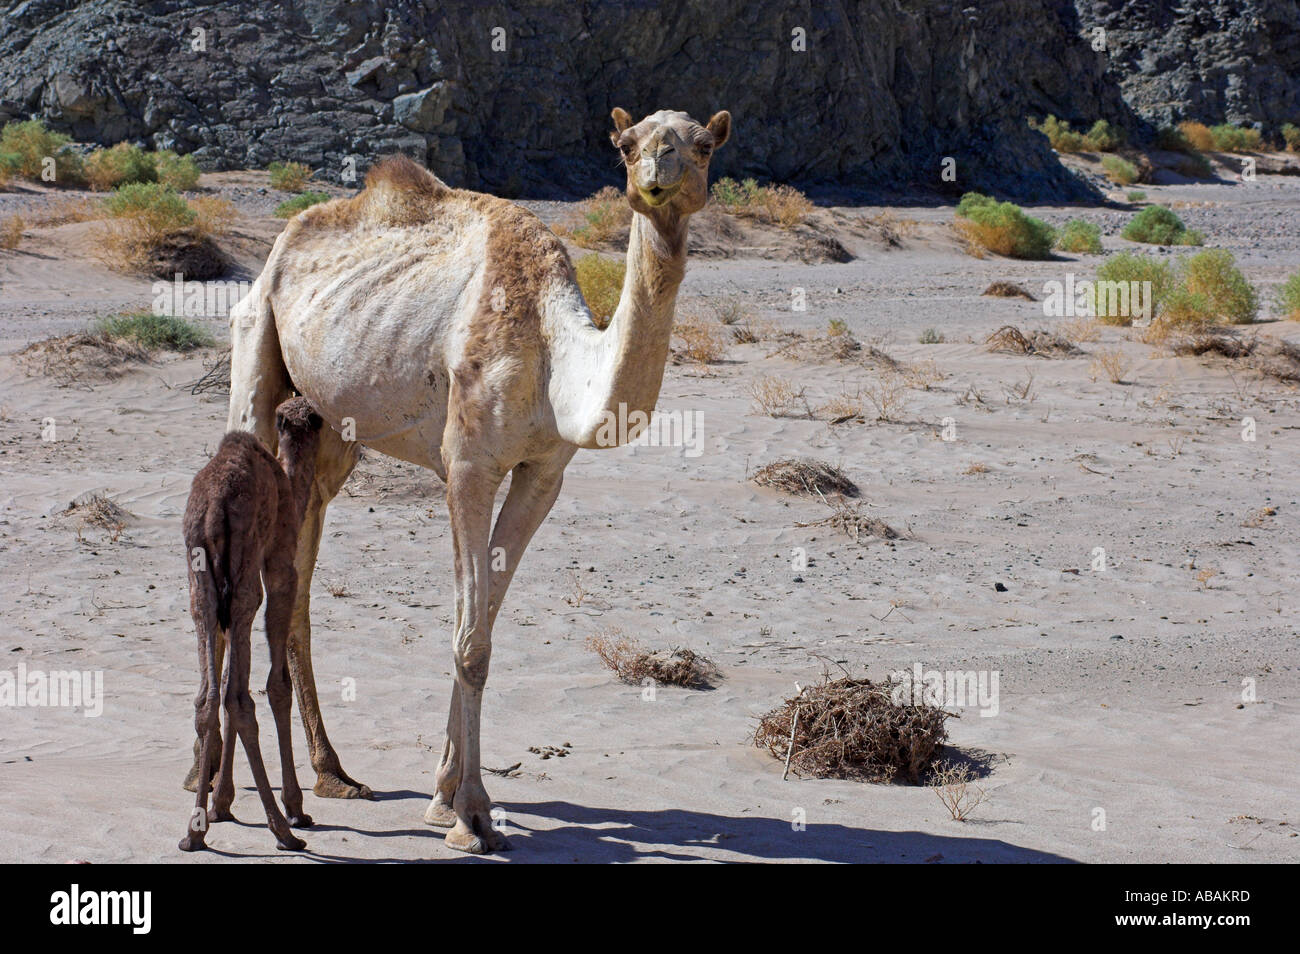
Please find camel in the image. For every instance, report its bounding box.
[178,397,323,852]
[204,107,731,853]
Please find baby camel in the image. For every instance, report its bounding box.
[178,397,322,852]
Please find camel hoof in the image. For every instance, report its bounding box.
[275,833,307,852]
[313,771,373,800]
[445,823,510,855]
[207,807,235,824]
[177,835,207,852]
[423,798,457,828]
[288,812,314,829]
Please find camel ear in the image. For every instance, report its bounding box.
[706,111,731,149]
[610,107,634,146]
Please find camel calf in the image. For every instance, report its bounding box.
[179,397,323,852]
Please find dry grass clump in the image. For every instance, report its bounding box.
[749,374,809,417]
[754,673,950,783]
[671,314,729,365]
[1060,316,1102,343]
[98,183,234,277]
[1178,121,1216,152]
[751,458,859,498]
[982,281,1036,300]
[710,177,813,228]
[984,325,1080,356]
[818,390,864,422]
[586,630,718,689]
[0,214,22,250]
[554,186,631,248]
[1166,334,1300,383]
[1089,348,1130,383]
[59,491,132,542]
[865,210,920,246]
[574,253,624,330]
[796,497,900,544]
[862,371,909,421]
[931,760,990,821]
[29,196,98,226]
[17,332,150,387]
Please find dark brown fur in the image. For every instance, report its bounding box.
[178,397,323,853]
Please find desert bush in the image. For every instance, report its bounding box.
[273,191,330,218]
[749,374,807,417]
[1089,348,1129,383]
[154,150,200,190]
[102,182,196,233]
[672,314,729,364]
[1181,249,1258,325]
[710,176,812,228]
[1030,115,1087,152]
[918,327,945,344]
[83,143,157,191]
[1174,154,1214,179]
[268,160,313,192]
[1209,124,1262,153]
[931,761,990,822]
[1055,219,1103,254]
[0,119,84,185]
[191,195,237,238]
[1282,123,1300,153]
[1093,252,1175,324]
[1085,119,1125,151]
[586,630,718,688]
[554,186,630,248]
[1101,155,1139,185]
[1276,270,1300,320]
[1155,125,1197,154]
[574,254,624,330]
[1121,205,1203,246]
[1178,121,1216,152]
[753,673,950,783]
[751,458,858,498]
[0,214,22,250]
[1127,190,1147,202]
[954,192,1055,259]
[94,311,214,351]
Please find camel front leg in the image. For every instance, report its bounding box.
[440,459,509,853]
[425,453,571,830]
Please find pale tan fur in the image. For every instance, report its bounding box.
[206,108,730,853]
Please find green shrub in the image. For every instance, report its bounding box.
[918,328,945,344]
[268,160,313,192]
[273,191,330,218]
[83,143,157,191]
[1093,252,1176,324]
[1174,153,1214,179]
[1122,205,1203,246]
[1101,155,1139,185]
[954,192,1055,259]
[1055,220,1103,254]
[1085,120,1124,151]
[1127,190,1147,202]
[1155,126,1197,154]
[103,182,196,229]
[574,254,625,329]
[0,119,84,185]
[1030,115,1087,152]
[1282,123,1300,153]
[94,311,214,351]
[554,185,630,248]
[1276,270,1300,319]
[709,176,812,227]
[1182,249,1257,324]
[1209,124,1262,153]
[154,151,200,190]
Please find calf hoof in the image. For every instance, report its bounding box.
[275,833,307,852]
[207,807,235,824]
[177,834,207,852]
[288,812,314,829]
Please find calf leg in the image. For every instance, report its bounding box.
[263,554,311,828]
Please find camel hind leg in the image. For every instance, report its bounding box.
[179,566,223,851]
[263,549,311,827]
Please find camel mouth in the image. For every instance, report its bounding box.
[639,183,679,206]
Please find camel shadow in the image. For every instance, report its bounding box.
[494,800,1077,863]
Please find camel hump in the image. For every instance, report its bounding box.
[365,155,450,197]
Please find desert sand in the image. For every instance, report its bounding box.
[1,161,1297,863]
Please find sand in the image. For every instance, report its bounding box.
[0,161,1296,863]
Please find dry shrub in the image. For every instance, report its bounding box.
[865,210,920,246]
[58,491,132,542]
[902,358,945,390]
[931,760,990,821]
[796,497,900,544]
[1166,334,1300,383]
[98,183,230,277]
[574,253,624,329]
[1060,316,1102,343]
[984,325,1080,357]
[962,461,990,475]
[1169,333,1255,359]
[1089,348,1129,383]
[753,673,950,783]
[1179,121,1215,152]
[672,314,729,365]
[267,160,313,192]
[554,186,630,248]
[29,196,98,226]
[1242,506,1276,528]
[863,371,909,421]
[710,177,813,228]
[749,374,808,417]
[751,457,859,498]
[188,349,232,395]
[586,630,718,689]
[982,281,1036,300]
[817,390,864,422]
[0,214,22,250]
[192,196,237,237]
[17,332,150,387]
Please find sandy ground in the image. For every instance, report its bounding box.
[0,161,1297,863]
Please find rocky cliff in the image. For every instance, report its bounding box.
[0,1,1295,200]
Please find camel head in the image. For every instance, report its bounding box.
[274,396,324,468]
[610,108,731,219]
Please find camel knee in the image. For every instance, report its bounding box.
[454,631,492,690]
[223,690,257,729]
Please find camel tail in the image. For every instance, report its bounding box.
[199,509,234,632]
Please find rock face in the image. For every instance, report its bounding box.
[0,1,1292,200]
[1075,0,1300,132]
